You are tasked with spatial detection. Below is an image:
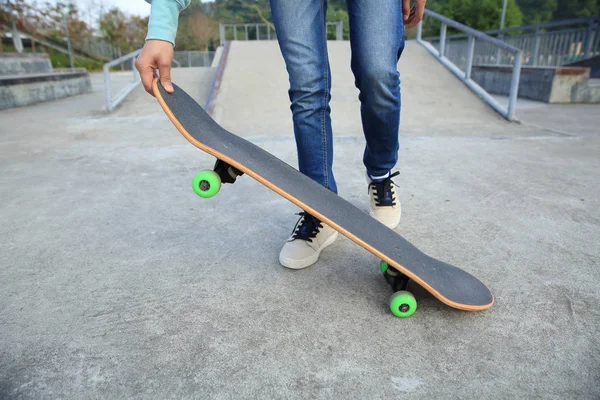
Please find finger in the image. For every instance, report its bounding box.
[158,63,174,93]
[407,5,421,29]
[416,2,425,21]
[138,65,155,96]
[405,5,416,27]
[402,0,411,21]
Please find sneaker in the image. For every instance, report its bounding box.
[367,171,401,229]
[279,212,339,269]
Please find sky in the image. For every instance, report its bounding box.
[49,0,152,17]
[95,0,150,16]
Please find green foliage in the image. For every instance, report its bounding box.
[98,7,147,54]
[326,8,349,40]
[2,44,104,71]
[437,0,523,31]
[208,0,271,24]
[553,0,600,20]
[517,0,558,24]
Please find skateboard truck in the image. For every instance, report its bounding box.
[191,159,244,199]
[380,261,416,317]
[213,159,244,184]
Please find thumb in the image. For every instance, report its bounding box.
[158,64,174,93]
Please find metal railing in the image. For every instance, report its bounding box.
[103,49,142,111]
[173,51,216,68]
[219,22,344,46]
[53,68,87,73]
[426,17,599,67]
[417,10,522,121]
[103,50,213,111]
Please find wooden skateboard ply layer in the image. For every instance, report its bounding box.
[153,79,494,311]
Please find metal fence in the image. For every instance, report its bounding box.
[219,22,344,46]
[103,50,216,111]
[426,17,599,67]
[417,10,522,121]
[79,37,120,61]
[173,51,216,68]
[103,49,142,112]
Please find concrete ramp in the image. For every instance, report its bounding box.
[213,41,511,139]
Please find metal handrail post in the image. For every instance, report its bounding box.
[532,28,541,66]
[583,19,596,58]
[507,51,522,120]
[439,23,447,57]
[103,63,112,111]
[465,36,475,80]
[131,57,136,81]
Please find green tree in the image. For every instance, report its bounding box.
[98,7,146,55]
[438,0,523,32]
[187,12,219,50]
[99,7,127,55]
[326,7,349,40]
[553,0,600,20]
[516,0,558,25]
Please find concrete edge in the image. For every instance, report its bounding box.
[204,41,231,115]
[0,71,89,86]
[211,47,223,68]
[0,52,50,59]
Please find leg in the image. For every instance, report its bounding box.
[270,0,337,193]
[346,0,405,178]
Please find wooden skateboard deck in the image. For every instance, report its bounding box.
[153,79,494,315]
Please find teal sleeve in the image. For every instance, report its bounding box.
[145,0,191,45]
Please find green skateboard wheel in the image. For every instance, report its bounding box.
[380,260,389,273]
[192,170,221,198]
[389,290,417,318]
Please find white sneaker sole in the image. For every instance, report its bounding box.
[279,231,339,270]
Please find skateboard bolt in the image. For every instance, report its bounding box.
[200,180,210,191]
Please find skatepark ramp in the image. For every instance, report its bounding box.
[209,39,511,139]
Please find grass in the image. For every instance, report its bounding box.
[2,44,105,71]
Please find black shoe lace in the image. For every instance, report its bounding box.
[369,171,400,207]
[291,212,323,242]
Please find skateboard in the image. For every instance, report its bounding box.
[152,79,494,318]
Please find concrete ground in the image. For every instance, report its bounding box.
[1,42,599,399]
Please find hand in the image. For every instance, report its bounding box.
[135,39,175,96]
[403,0,426,29]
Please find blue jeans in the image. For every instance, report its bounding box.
[271,0,405,193]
